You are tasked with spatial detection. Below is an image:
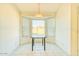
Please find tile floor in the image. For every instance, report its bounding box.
[10,43,68,56]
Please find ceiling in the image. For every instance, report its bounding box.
[15,3,61,16]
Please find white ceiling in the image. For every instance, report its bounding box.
[15,3,61,13]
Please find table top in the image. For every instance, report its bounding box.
[32,35,46,38]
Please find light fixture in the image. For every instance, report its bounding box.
[35,3,43,17]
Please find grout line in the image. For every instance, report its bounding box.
[55,43,69,56]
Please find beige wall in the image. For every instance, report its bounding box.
[71,4,78,56]
[56,4,71,55]
[0,4,20,55]
[78,15,79,55]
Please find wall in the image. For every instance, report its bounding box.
[0,4,20,55]
[71,4,78,56]
[78,15,79,56]
[56,4,71,55]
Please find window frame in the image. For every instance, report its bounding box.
[31,19,46,37]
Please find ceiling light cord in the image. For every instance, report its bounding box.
[38,3,40,14]
[35,3,43,17]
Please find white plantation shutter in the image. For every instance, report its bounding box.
[47,18,55,37]
[22,17,30,37]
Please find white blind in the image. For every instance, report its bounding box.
[22,17,30,37]
[47,18,55,37]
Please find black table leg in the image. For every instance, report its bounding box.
[32,38,34,51]
[44,38,45,51]
[42,38,43,46]
[33,38,34,46]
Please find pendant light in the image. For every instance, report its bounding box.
[35,3,43,17]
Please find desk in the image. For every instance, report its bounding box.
[32,35,46,51]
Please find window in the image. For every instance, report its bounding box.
[32,20,45,37]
